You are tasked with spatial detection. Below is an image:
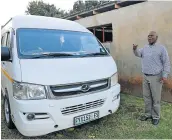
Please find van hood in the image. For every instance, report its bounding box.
[20,56,117,85]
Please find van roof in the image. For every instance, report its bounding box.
[9,15,91,33]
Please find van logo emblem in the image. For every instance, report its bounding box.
[81,84,90,92]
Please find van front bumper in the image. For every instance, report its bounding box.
[12,84,120,137]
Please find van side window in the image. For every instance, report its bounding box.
[1,36,4,46]
[1,33,6,46]
[2,31,13,61]
[6,32,11,48]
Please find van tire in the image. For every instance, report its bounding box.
[4,95,15,129]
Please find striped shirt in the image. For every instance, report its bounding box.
[133,43,170,78]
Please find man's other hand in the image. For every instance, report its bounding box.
[160,77,168,83]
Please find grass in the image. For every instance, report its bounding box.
[1,93,172,139]
[57,93,172,139]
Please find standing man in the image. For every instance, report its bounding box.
[133,31,170,125]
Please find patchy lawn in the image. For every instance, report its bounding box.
[1,93,172,139]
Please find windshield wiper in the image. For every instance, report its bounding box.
[28,52,107,59]
[81,52,108,57]
[29,52,76,59]
[89,52,107,55]
[42,52,76,56]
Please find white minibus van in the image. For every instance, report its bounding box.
[1,15,120,136]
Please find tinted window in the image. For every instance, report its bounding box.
[6,32,11,48]
[16,28,108,58]
[1,36,4,46]
[1,33,6,46]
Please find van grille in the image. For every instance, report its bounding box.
[50,79,109,97]
[61,99,105,115]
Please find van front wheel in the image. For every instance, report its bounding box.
[4,96,15,129]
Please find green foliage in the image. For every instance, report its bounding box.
[26,1,68,17]
[73,0,85,13]
[2,94,172,139]
[85,0,99,10]
[26,0,114,18]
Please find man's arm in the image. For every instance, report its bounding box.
[161,46,171,78]
[133,45,143,58]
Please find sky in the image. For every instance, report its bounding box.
[0,0,76,26]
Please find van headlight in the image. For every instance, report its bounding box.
[111,73,118,87]
[13,82,46,100]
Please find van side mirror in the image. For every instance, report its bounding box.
[105,47,110,53]
[1,47,11,61]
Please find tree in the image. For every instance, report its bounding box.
[72,0,85,13]
[72,0,112,12]
[26,1,67,17]
[85,0,99,10]
[26,0,114,18]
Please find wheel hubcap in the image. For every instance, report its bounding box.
[4,99,10,123]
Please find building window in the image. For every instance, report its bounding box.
[88,24,112,43]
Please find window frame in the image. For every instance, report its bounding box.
[1,29,13,62]
[1,33,7,47]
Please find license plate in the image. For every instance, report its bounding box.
[74,111,99,126]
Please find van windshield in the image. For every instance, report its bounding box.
[16,28,108,59]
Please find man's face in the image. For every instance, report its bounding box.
[148,32,157,45]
